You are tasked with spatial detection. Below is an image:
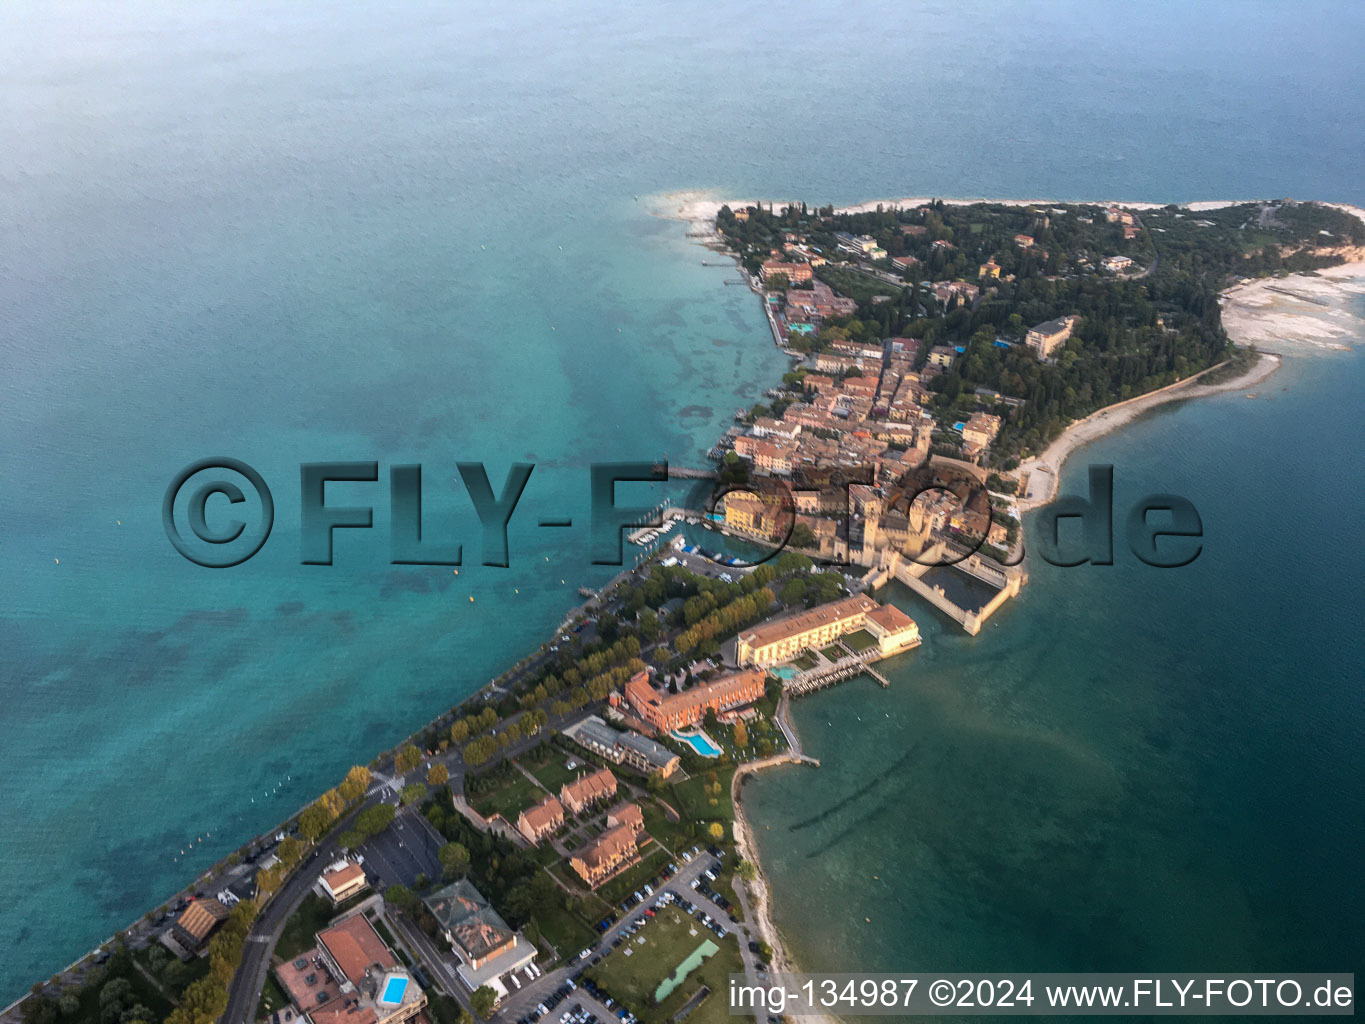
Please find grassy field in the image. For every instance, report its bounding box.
[790,652,818,670]
[844,628,879,653]
[597,843,669,906]
[66,954,174,1024]
[587,906,743,1024]
[276,893,340,959]
[670,768,735,822]
[255,974,291,1019]
[471,770,547,820]
[522,751,584,794]
[530,890,600,962]
[819,643,845,661]
[641,799,694,854]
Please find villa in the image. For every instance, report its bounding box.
[862,604,922,656]
[1025,315,1080,359]
[424,880,536,999]
[562,715,680,777]
[516,794,564,844]
[560,766,617,815]
[735,593,879,667]
[570,818,643,888]
[316,860,369,906]
[273,914,426,1024]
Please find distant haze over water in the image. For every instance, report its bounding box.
[2,0,1363,998]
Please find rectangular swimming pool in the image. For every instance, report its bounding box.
[671,730,722,757]
[381,977,408,1004]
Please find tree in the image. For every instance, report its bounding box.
[385,884,418,913]
[395,743,422,774]
[707,822,725,840]
[733,720,749,749]
[400,783,427,806]
[449,718,471,744]
[789,522,818,549]
[463,735,498,766]
[298,801,333,841]
[737,860,758,882]
[470,986,497,1020]
[427,763,449,786]
[438,841,471,880]
[354,803,396,839]
[338,765,372,802]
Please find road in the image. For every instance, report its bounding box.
[222,702,593,1024]
[490,849,750,1022]
[359,807,445,890]
[221,789,391,1024]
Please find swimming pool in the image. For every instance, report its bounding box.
[671,730,722,757]
[380,976,408,1005]
[953,421,966,430]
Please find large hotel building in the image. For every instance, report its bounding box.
[735,593,920,667]
[623,668,766,732]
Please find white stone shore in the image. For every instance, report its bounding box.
[662,191,1365,985]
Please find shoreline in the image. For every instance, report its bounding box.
[1014,350,1284,512]
[665,191,1365,990]
[653,189,1264,236]
[12,197,1363,1015]
[729,756,840,1024]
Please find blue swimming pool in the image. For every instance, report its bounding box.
[953,421,966,431]
[381,977,408,1004]
[672,730,722,757]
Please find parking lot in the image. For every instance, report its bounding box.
[495,843,744,1024]
[357,807,445,890]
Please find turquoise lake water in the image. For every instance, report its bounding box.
[2,0,1363,998]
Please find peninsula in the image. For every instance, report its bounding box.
[9,196,1363,1024]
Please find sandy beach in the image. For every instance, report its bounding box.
[1013,351,1283,511]
[665,191,1365,989]
[654,189,1260,233]
[662,191,1365,515]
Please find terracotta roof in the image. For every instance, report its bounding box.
[576,821,638,872]
[865,603,916,633]
[606,802,644,832]
[175,897,229,943]
[519,795,564,834]
[317,915,396,986]
[738,594,878,650]
[322,863,366,891]
[311,1003,378,1024]
[560,767,616,808]
[624,669,765,720]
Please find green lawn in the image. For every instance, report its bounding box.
[790,652,818,670]
[596,843,669,906]
[522,753,584,794]
[819,643,845,661]
[134,944,209,1000]
[530,893,600,961]
[587,906,744,1024]
[276,893,341,959]
[470,771,547,821]
[670,768,735,823]
[843,628,879,653]
[641,799,695,855]
[66,952,174,1024]
[256,974,290,1018]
